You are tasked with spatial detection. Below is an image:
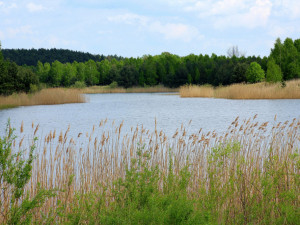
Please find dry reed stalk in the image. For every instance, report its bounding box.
[180,85,214,98]
[1,116,299,223]
[0,88,86,108]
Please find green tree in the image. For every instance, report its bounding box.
[141,55,158,86]
[36,61,51,84]
[119,63,139,88]
[231,62,248,83]
[75,62,85,83]
[266,57,282,82]
[84,60,99,86]
[282,38,299,79]
[98,59,112,85]
[246,62,265,83]
[270,38,284,69]
[48,60,63,86]
[194,68,200,84]
[62,63,77,86]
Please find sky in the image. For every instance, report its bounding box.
[0,0,299,58]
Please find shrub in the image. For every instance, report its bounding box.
[266,57,282,83]
[246,62,265,83]
[73,81,86,89]
[109,81,118,88]
[0,121,55,224]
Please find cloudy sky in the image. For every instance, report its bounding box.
[0,0,299,57]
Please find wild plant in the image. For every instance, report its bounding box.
[0,121,55,224]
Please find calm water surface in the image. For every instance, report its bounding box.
[0,93,299,138]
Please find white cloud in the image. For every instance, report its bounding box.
[149,22,203,42]
[184,0,272,29]
[214,0,272,29]
[273,0,300,19]
[0,2,17,13]
[27,2,45,12]
[108,12,203,42]
[185,0,247,16]
[108,13,148,26]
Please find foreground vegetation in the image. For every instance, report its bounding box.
[180,79,300,99]
[0,88,85,109]
[1,116,299,224]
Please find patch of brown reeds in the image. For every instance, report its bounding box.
[80,85,178,94]
[1,115,299,223]
[179,84,214,98]
[0,88,86,109]
[180,79,300,99]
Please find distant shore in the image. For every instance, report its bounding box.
[80,85,179,94]
[0,85,178,109]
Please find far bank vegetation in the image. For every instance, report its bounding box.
[180,79,300,99]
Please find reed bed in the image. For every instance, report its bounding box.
[179,85,214,98]
[0,88,86,109]
[81,85,178,94]
[180,79,300,99]
[1,116,299,224]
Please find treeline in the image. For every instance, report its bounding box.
[2,48,123,66]
[34,53,267,88]
[0,37,300,95]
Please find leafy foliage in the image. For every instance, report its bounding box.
[0,121,55,224]
[246,62,265,83]
[266,57,282,82]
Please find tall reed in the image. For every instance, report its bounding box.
[180,79,300,99]
[1,116,299,224]
[0,88,86,109]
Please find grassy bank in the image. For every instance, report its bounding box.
[80,85,179,94]
[1,116,299,224]
[0,88,86,109]
[180,79,300,99]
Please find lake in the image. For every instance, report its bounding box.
[0,93,299,139]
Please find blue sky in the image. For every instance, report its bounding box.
[0,0,299,57]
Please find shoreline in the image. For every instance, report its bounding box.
[1,80,300,110]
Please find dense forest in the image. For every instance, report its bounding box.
[2,48,123,66]
[0,37,299,95]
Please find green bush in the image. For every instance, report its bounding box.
[0,121,55,224]
[29,84,39,93]
[246,62,265,83]
[109,81,118,89]
[266,57,282,83]
[73,81,86,89]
